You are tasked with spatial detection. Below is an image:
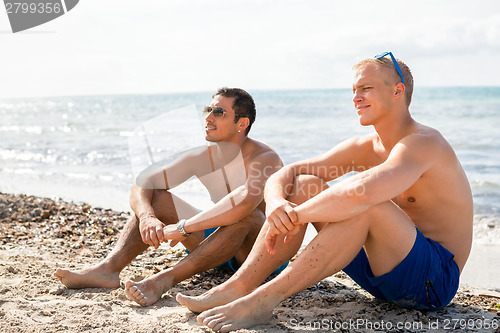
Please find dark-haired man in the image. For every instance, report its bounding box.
[178,56,473,332]
[54,88,284,306]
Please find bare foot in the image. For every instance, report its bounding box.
[176,282,248,313]
[124,274,174,307]
[54,265,120,289]
[196,293,275,332]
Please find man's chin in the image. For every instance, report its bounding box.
[358,117,372,127]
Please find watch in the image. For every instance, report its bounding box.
[176,219,191,237]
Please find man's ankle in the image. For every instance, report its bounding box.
[97,260,122,274]
[228,278,254,295]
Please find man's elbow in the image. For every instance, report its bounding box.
[354,184,385,209]
[234,195,258,212]
[235,189,263,213]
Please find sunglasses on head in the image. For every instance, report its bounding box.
[203,106,227,119]
[374,51,405,85]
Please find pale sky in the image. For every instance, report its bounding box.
[1,0,499,98]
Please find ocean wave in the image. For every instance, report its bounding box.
[472,179,500,189]
[473,214,500,245]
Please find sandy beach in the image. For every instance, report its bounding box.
[0,192,499,333]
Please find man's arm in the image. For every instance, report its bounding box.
[294,134,438,224]
[129,147,206,249]
[129,184,166,248]
[163,150,283,242]
[136,146,209,190]
[264,133,443,253]
[264,136,374,234]
[268,134,438,237]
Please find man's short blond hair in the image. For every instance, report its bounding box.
[353,57,414,107]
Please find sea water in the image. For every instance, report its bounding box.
[1,88,499,247]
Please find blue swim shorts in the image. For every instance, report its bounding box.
[342,227,460,311]
[187,227,289,274]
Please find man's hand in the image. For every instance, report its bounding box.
[139,215,165,249]
[266,198,299,234]
[265,225,279,255]
[265,199,301,254]
[264,221,301,255]
[162,224,187,247]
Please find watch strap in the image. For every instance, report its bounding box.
[176,219,190,237]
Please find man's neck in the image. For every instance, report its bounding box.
[214,136,250,159]
[373,109,415,151]
[223,134,248,147]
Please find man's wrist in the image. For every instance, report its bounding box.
[139,214,156,223]
[293,204,305,225]
[176,219,191,237]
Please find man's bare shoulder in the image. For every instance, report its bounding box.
[411,123,443,139]
[327,133,378,153]
[389,123,460,175]
[242,137,282,165]
[335,133,380,159]
[401,124,454,155]
[305,133,381,174]
[243,137,279,157]
[354,133,379,147]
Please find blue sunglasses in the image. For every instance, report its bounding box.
[374,52,405,85]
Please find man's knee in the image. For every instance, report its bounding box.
[353,201,415,240]
[233,209,265,230]
[150,189,178,223]
[212,209,265,247]
[364,201,404,222]
[287,175,327,204]
[151,189,170,204]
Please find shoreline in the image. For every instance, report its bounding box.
[0,192,499,332]
[460,242,500,292]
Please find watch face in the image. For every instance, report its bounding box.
[177,219,189,236]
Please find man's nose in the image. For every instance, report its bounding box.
[205,111,215,122]
[352,91,362,103]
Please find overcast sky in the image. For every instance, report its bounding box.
[1,0,499,98]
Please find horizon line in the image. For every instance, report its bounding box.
[2,85,500,101]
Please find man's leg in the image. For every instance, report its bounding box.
[124,208,269,306]
[177,175,327,313]
[54,189,200,288]
[196,200,417,332]
[176,221,307,312]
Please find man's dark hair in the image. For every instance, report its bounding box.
[213,87,256,135]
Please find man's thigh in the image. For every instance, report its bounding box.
[312,200,417,278]
[233,208,266,264]
[344,226,459,310]
[361,201,417,278]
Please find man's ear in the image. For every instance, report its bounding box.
[394,82,406,99]
[238,117,250,133]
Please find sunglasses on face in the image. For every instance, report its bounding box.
[203,106,227,119]
[374,51,405,85]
